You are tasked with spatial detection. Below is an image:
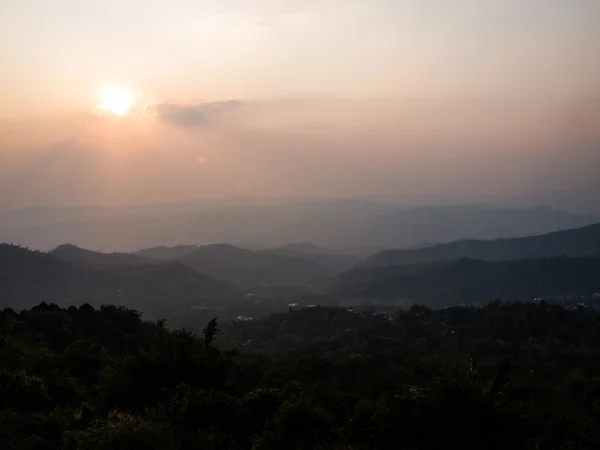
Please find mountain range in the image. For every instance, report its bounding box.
[1,200,597,252]
[52,243,344,289]
[0,244,239,317]
[4,216,600,316]
[165,244,333,288]
[361,222,600,268]
[336,257,600,306]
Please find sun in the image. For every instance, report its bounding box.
[96,86,133,116]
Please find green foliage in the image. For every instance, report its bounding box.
[3,301,600,448]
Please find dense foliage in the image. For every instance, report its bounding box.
[4,301,600,448]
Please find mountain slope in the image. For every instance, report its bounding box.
[361,222,600,268]
[276,243,339,255]
[360,205,598,248]
[335,257,600,306]
[135,245,200,261]
[51,243,157,267]
[262,243,360,271]
[0,244,240,315]
[177,244,333,287]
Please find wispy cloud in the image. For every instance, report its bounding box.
[154,100,243,128]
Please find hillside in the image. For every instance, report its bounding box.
[277,242,339,255]
[135,245,200,261]
[177,244,333,287]
[51,243,157,267]
[361,222,600,268]
[263,243,360,271]
[0,244,240,316]
[335,257,600,306]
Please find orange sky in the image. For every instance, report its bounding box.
[1,1,599,209]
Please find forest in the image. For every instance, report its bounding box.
[3,300,600,449]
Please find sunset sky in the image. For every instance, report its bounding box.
[1,0,599,209]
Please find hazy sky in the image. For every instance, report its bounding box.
[1,0,599,209]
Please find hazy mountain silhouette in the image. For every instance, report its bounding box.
[135,245,200,261]
[50,242,339,289]
[335,257,600,306]
[51,243,157,267]
[1,200,596,252]
[0,244,240,315]
[159,244,332,287]
[175,244,334,288]
[264,243,360,271]
[505,185,600,216]
[360,222,600,268]
[362,205,598,248]
[277,242,336,255]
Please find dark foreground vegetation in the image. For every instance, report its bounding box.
[3,301,600,449]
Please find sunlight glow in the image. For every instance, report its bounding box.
[96,86,133,116]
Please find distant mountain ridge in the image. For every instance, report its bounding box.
[276,243,339,255]
[175,244,334,288]
[2,200,597,251]
[336,257,600,307]
[0,244,240,315]
[135,245,200,261]
[51,243,157,267]
[360,222,600,268]
[262,243,360,271]
[54,242,340,288]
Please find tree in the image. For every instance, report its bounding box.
[202,318,220,348]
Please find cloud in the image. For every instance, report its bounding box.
[154,100,243,128]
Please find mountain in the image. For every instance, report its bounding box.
[277,242,336,255]
[2,200,596,252]
[135,245,200,261]
[176,244,334,288]
[335,257,600,306]
[361,222,600,268]
[264,243,360,271]
[505,185,600,216]
[361,205,598,248]
[51,243,157,267]
[0,244,240,315]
